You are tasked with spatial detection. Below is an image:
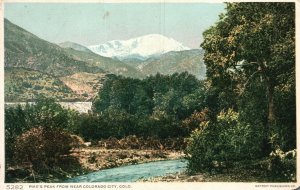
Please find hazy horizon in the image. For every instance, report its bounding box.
[4,3,225,48]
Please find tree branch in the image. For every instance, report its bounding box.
[239,70,260,94]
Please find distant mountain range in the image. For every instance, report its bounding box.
[140,49,205,79]
[88,34,190,60]
[58,41,93,53]
[4,18,142,101]
[4,19,104,77]
[4,18,206,102]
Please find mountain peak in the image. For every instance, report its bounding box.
[88,34,190,60]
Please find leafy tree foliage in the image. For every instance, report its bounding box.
[25,97,70,129]
[5,105,28,163]
[5,97,79,165]
[182,108,210,134]
[186,109,263,173]
[200,2,295,153]
[91,72,205,139]
[187,2,295,176]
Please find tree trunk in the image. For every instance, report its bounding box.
[259,60,276,155]
[267,83,275,123]
[262,80,275,155]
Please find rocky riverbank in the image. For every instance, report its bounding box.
[6,147,185,183]
[140,171,272,182]
[139,158,294,182]
[73,147,184,172]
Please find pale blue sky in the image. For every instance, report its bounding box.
[4,3,225,48]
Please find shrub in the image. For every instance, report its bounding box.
[268,148,296,181]
[33,85,43,90]
[5,97,81,165]
[22,82,32,88]
[119,135,141,149]
[14,127,77,171]
[70,134,85,148]
[186,109,263,173]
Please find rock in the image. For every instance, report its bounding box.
[84,142,92,147]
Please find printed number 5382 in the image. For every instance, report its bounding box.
[6,185,23,190]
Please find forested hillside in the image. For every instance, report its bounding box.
[5,67,84,101]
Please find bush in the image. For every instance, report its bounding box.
[33,85,43,90]
[5,97,81,165]
[14,127,78,171]
[22,82,32,88]
[119,135,141,149]
[186,109,263,173]
[268,148,296,181]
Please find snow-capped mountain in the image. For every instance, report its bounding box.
[88,34,190,60]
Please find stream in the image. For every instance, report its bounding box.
[65,159,187,182]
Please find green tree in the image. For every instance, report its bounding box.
[186,109,263,173]
[92,73,205,138]
[26,96,69,129]
[92,74,118,113]
[75,113,105,140]
[5,105,28,163]
[201,2,295,153]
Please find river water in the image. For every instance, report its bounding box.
[65,159,187,182]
